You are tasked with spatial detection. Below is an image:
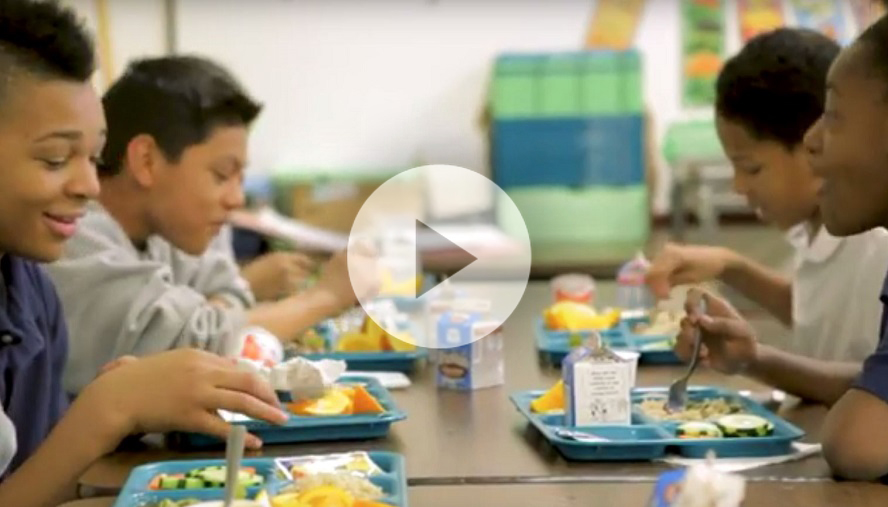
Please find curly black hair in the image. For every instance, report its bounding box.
[715,28,839,149]
[100,55,262,176]
[0,0,95,99]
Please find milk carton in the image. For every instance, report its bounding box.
[562,332,632,426]
[435,311,504,390]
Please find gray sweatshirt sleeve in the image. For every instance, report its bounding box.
[46,213,256,394]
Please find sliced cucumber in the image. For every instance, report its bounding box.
[716,414,774,437]
[676,421,723,439]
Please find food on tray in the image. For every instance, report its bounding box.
[285,385,384,416]
[291,328,329,354]
[716,414,774,438]
[676,421,723,439]
[543,301,620,331]
[637,397,743,422]
[148,466,263,490]
[531,379,565,413]
[380,269,423,297]
[287,305,416,356]
[280,474,384,500]
[631,310,684,336]
[141,500,202,507]
[276,452,383,480]
[637,338,675,351]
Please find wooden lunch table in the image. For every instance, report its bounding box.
[78,282,842,501]
[63,482,888,507]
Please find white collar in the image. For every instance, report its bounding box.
[786,223,842,264]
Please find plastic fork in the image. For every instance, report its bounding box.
[666,299,707,413]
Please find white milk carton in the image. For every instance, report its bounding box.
[562,332,632,426]
[435,311,504,390]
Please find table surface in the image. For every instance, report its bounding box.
[63,482,888,507]
[78,282,846,502]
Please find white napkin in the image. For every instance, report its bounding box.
[659,442,822,473]
[672,456,747,507]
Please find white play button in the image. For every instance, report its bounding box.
[346,165,532,348]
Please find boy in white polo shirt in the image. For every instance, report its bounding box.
[646,28,888,404]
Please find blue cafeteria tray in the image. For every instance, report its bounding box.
[378,274,438,313]
[301,349,428,374]
[510,385,805,461]
[113,451,408,507]
[535,317,681,365]
[293,321,429,373]
[171,376,406,448]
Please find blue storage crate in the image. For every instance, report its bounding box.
[535,317,680,365]
[510,386,805,461]
[113,452,408,507]
[492,115,645,188]
[170,376,406,448]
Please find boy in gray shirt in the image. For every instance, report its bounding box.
[46,56,376,394]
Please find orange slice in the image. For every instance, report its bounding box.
[298,486,354,507]
[351,385,385,414]
[530,380,565,413]
[287,389,354,416]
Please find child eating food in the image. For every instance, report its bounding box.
[650,28,888,405]
[0,1,288,504]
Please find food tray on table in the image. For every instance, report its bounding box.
[510,386,805,461]
[112,451,408,507]
[170,376,406,448]
[535,317,681,366]
[378,273,438,313]
[296,322,429,373]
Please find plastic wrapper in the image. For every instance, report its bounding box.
[275,451,384,480]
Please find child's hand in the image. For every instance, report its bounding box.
[78,349,289,450]
[240,251,316,301]
[315,242,380,311]
[674,289,758,375]
[98,355,138,376]
[645,243,737,299]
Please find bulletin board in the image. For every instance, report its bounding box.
[737,0,785,42]
[584,0,648,50]
[849,0,886,31]
[681,0,725,107]
[787,0,846,42]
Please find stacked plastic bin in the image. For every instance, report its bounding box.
[491,50,650,245]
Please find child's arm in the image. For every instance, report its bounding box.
[243,246,379,342]
[0,349,289,507]
[647,243,792,326]
[675,290,856,405]
[822,340,888,481]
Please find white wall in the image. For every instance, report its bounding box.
[66,0,861,214]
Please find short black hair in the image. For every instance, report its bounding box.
[100,55,262,176]
[0,0,95,102]
[857,14,888,94]
[716,28,839,149]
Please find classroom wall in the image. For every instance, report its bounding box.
[64,0,860,215]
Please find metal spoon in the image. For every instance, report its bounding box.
[223,425,247,507]
[666,299,707,413]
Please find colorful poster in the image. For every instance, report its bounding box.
[584,0,648,49]
[788,0,846,42]
[738,0,785,42]
[849,0,886,31]
[681,0,725,107]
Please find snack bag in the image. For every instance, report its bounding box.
[275,452,384,480]
[649,453,746,507]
